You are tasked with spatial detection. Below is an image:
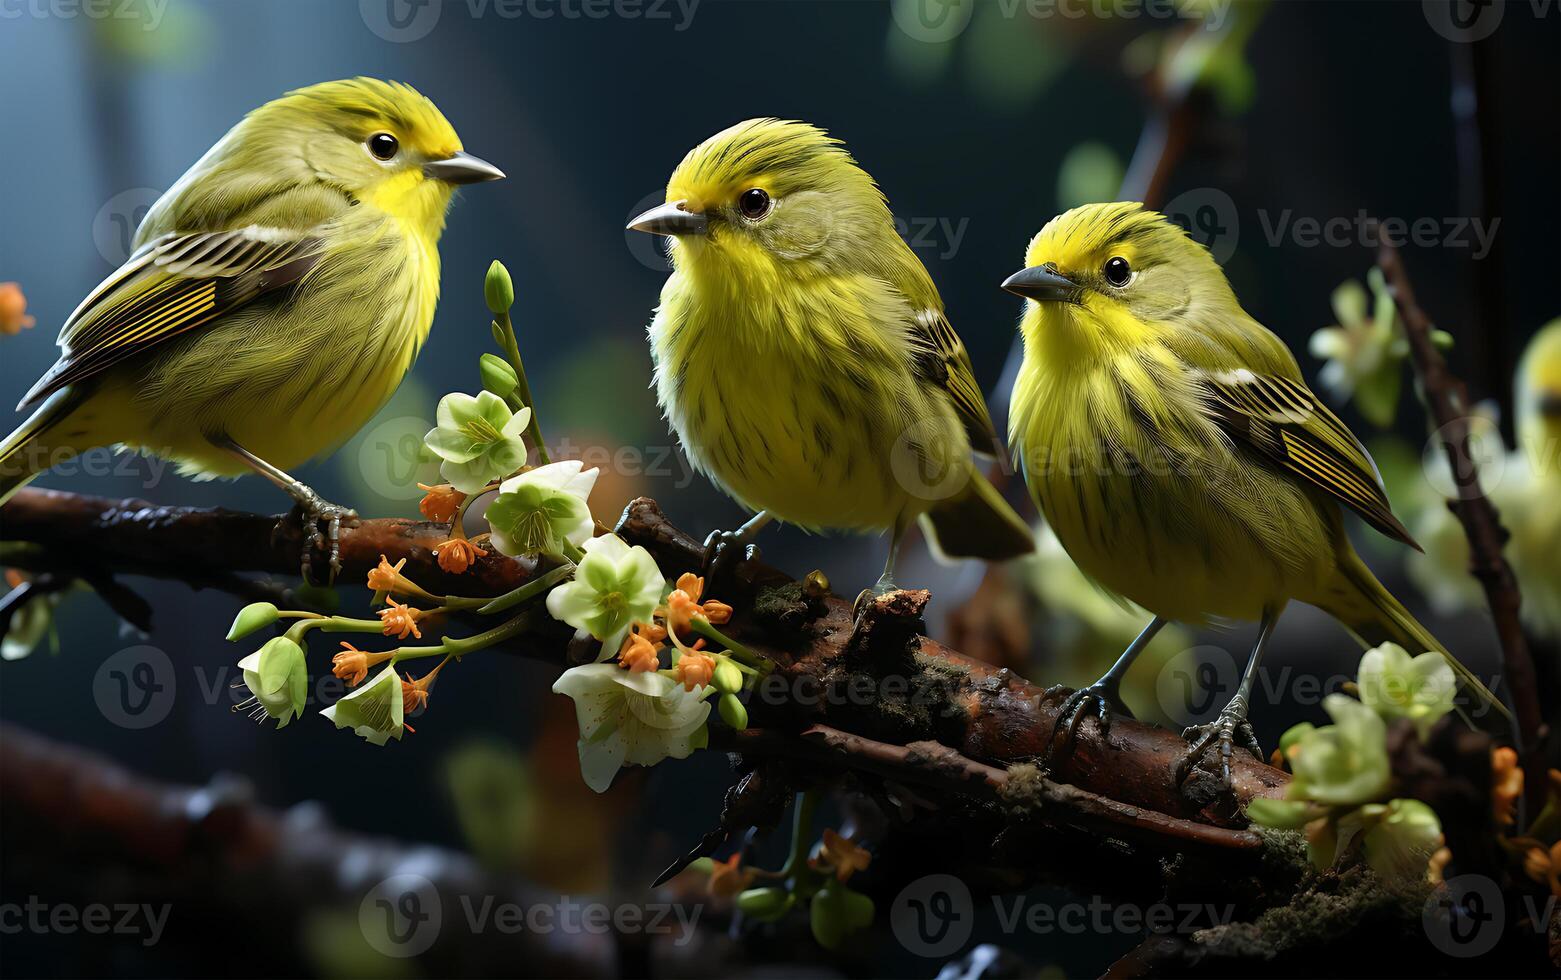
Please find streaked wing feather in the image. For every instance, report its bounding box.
[1200,369,1420,549]
[911,309,1002,457]
[21,228,324,407]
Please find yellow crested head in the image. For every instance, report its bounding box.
[226,77,502,237]
[1004,202,1238,362]
[1517,318,1561,475]
[630,119,896,280]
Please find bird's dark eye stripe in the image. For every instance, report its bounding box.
[368,132,399,161]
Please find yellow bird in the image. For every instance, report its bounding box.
[1003,202,1507,780]
[628,119,1032,595]
[0,78,503,578]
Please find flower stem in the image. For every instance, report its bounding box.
[691,618,771,673]
[493,311,549,465]
[778,789,818,880]
[285,617,385,644]
[476,562,575,615]
[452,481,500,543]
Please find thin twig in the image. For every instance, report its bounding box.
[1378,239,1548,812]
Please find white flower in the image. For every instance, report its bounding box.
[1309,272,1406,428]
[237,636,308,728]
[1359,799,1444,879]
[1356,642,1456,738]
[484,460,600,557]
[551,663,710,792]
[321,665,405,745]
[545,533,664,661]
[423,391,532,494]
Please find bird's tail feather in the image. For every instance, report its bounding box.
[0,388,85,507]
[1323,546,1512,728]
[919,463,1034,563]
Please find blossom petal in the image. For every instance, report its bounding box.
[578,730,628,793]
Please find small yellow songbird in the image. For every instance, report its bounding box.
[0,78,503,577]
[628,119,1032,593]
[1003,203,1507,780]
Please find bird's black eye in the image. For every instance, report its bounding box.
[1103,256,1132,287]
[738,187,771,220]
[368,133,400,161]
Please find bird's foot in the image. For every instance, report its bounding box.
[851,574,901,618]
[1042,682,1132,764]
[701,527,762,594]
[1176,700,1262,788]
[286,489,360,585]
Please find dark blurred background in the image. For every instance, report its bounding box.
[1,0,1557,976]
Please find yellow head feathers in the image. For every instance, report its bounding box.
[634,119,905,279]
[1006,202,1242,361]
[1020,202,1220,287]
[666,118,879,211]
[149,77,501,242]
[269,77,463,161]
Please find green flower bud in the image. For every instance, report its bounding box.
[480,353,519,398]
[484,259,514,314]
[712,658,744,694]
[809,880,874,950]
[226,602,279,642]
[718,692,749,730]
[736,887,792,921]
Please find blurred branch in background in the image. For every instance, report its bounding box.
[1377,238,1551,813]
[0,723,614,978]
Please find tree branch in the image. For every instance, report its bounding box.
[2,487,1288,863]
[1377,240,1550,811]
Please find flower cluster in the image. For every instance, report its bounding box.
[1246,643,1462,879]
[548,542,764,792]
[219,261,586,746]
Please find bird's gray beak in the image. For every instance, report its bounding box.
[1539,392,1561,418]
[627,200,708,237]
[1002,265,1081,304]
[423,151,506,185]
